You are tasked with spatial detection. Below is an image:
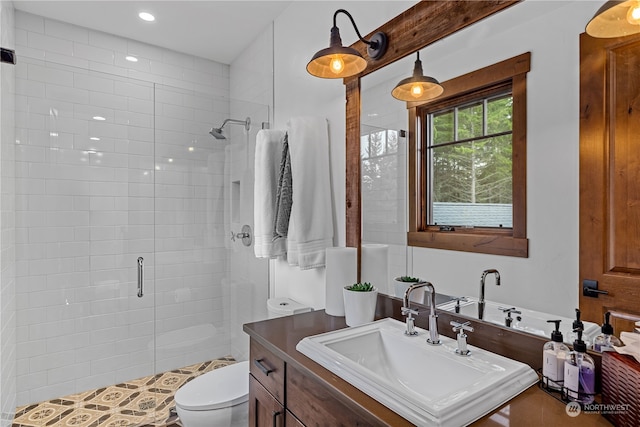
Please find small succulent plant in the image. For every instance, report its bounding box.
[346,282,375,292]
[397,276,421,282]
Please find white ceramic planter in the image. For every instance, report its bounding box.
[343,286,378,327]
[393,278,425,304]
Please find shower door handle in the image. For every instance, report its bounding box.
[137,257,144,298]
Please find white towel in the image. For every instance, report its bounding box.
[286,117,334,269]
[254,129,287,258]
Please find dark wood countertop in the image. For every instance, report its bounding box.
[244,307,612,426]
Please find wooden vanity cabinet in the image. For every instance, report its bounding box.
[248,337,386,426]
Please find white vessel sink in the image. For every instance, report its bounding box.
[436,297,599,345]
[296,318,537,426]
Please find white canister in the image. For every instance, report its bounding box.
[325,247,357,317]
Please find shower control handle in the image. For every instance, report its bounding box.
[137,257,144,298]
[230,225,253,247]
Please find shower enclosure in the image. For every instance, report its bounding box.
[13,57,269,422]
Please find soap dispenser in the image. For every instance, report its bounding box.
[564,328,595,404]
[568,308,585,346]
[593,311,622,352]
[542,320,569,391]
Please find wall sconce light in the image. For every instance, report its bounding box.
[307,9,388,79]
[586,0,640,38]
[391,52,444,102]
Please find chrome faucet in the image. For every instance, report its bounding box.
[479,269,500,320]
[402,282,440,345]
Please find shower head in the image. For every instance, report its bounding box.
[209,117,251,140]
[209,127,226,139]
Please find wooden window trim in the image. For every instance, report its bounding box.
[408,52,531,257]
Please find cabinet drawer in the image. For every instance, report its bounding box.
[249,339,285,403]
[287,363,411,426]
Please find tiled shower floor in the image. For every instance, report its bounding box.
[13,356,236,427]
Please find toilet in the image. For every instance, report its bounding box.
[267,297,312,318]
[174,360,249,427]
[175,298,310,427]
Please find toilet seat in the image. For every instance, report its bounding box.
[175,361,249,411]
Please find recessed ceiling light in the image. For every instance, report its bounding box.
[188,146,194,152]
[138,12,155,22]
[125,56,138,62]
[90,137,100,141]
[93,116,106,121]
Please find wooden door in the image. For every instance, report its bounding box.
[580,32,640,332]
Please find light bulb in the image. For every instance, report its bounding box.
[330,55,345,75]
[410,84,424,98]
[627,2,640,25]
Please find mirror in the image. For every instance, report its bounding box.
[347,0,602,341]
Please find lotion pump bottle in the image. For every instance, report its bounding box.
[542,320,569,391]
[593,311,622,352]
[564,328,595,404]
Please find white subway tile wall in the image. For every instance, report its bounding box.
[14,11,235,406]
[1,2,18,425]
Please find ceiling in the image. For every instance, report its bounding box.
[13,1,293,64]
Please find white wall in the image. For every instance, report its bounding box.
[0,1,17,424]
[270,0,601,318]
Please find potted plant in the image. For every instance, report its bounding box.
[343,282,378,327]
[394,276,426,304]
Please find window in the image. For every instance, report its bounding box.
[408,53,530,257]
[428,89,513,228]
[360,125,406,237]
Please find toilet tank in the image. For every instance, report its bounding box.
[267,298,312,319]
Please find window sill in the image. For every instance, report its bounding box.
[407,231,529,258]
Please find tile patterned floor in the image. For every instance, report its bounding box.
[13,356,236,427]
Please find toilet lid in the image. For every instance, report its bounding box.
[267,298,311,315]
[175,361,249,411]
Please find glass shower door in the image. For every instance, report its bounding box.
[13,59,158,425]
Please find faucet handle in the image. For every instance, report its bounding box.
[401,306,418,316]
[450,320,474,333]
[450,321,473,356]
[499,307,522,327]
